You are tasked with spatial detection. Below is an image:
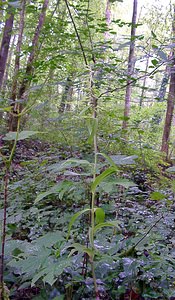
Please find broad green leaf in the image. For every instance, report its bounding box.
[67,243,94,257]
[35,190,53,203]
[86,118,98,144]
[57,158,92,172]
[33,231,64,248]
[115,179,136,188]
[3,131,39,141]
[67,209,91,239]
[35,181,74,204]
[99,178,136,192]
[150,191,165,201]
[31,268,47,286]
[99,181,116,193]
[91,166,117,193]
[97,152,118,168]
[42,258,72,286]
[166,166,175,172]
[94,221,119,234]
[110,155,138,165]
[95,208,105,224]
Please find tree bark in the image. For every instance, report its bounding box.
[140,44,150,107]
[161,64,175,157]
[157,54,172,102]
[10,0,49,131]
[18,0,49,98]
[161,7,175,158]
[59,77,73,113]
[0,4,15,89]
[122,0,138,129]
[8,0,26,132]
[105,0,111,39]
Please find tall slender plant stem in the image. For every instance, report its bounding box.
[64,2,99,297]
[0,168,9,300]
[89,120,99,300]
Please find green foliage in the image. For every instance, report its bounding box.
[3,131,40,141]
[1,0,175,299]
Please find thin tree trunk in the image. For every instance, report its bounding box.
[8,0,26,132]
[157,54,172,102]
[140,44,150,107]
[161,7,175,158]
[18,0,49,98]
[105,0,111,39]
[122,0,138,129]
[161,64,175,157]
[2,35,16,94]
[0,4,15,89]
[59,77,73,113]
[10,0,49,131]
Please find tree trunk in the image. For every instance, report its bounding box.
[140,43,150,107]
[161,64,175,157]
[8,0,26,132]
[0,4,15,89]
[1,34,16,95]
[59,77,73,113]
[19,0,49,96]
[161,7,175,158]
[122,0,138,129]
[157,54,172,102]
[105,0,111,39]
[10,0,49,131]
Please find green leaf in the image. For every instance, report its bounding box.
[91,167,117,193]
[99,178,136,191]
[31,268,48,286]
[33,231,64,248]
[151,59,159,66]
[35,181,74,204]
[0,106,12,112]
[97,152,118,168]
[86,118,98,144]
[166,166,175,172]
[67,243,94,257]
[42,258,72,286]
[94,221,119,234]
[95,208,105,224]
[115,178,136,188]
[3,131,39,141]
[55,158,92,172]
[35,190,53,203]
[150,191,165,200]
[67,209,91,240]
[151,30,157,38]
[109,155,138,165]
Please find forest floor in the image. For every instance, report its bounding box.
[1,139,175,300]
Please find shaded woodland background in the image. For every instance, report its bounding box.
[1,0,175,299]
